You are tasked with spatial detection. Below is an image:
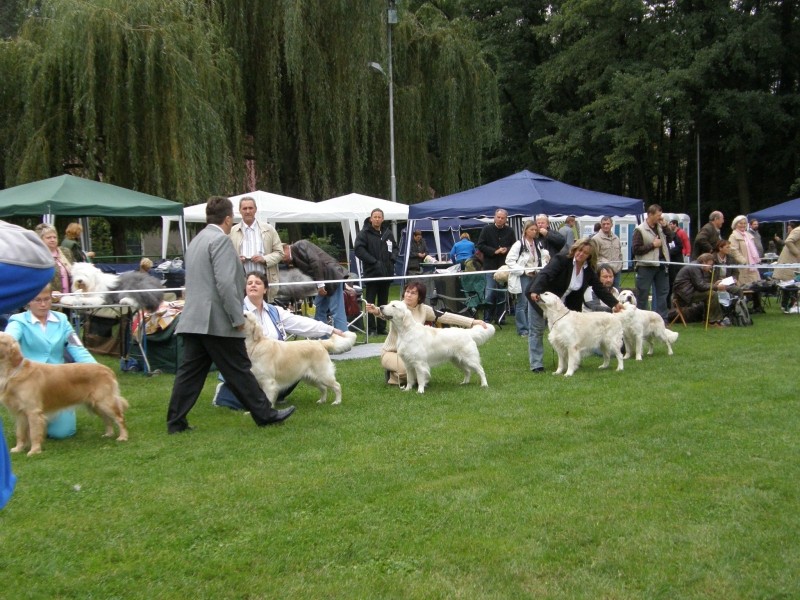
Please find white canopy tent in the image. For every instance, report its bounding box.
[163,191,408,273]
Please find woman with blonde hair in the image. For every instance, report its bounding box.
[60,222,95,263]
[35,223,72,295]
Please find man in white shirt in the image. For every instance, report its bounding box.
[228,196,284,301]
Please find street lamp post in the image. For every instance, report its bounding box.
[387,1,397,203]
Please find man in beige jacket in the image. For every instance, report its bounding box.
[228,196,284,301]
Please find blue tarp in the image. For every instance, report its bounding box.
[408,170,645,220]
[748,198,800,223]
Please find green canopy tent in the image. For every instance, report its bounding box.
[0,174,186,256]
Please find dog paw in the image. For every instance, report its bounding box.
[10,446,22,453]
[331,399,341,405]
[26,448,42,456]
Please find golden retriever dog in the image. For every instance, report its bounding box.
[0,332,129,456]
[536,291,623,376]
[241,312,356,406]
[379,300,495,393]
[616,290,679,360]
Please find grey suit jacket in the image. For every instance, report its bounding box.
[176,224,246,337]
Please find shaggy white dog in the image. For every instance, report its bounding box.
[536,291,624,376]
[615,290,679,360]
[241,312,356,406]
[379,300,495,393]
[59,263,164,312]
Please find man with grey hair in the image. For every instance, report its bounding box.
[692,210,724,259]
[591,216,623,288]
[477,208,516,323]
[632,204,670,320]
[228,196,284,302]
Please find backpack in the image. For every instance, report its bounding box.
[730,297,752,327]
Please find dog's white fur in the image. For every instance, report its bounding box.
[241,312,356,406]
[379,300,495,393]
[59,263,164,311]
[536,291,623,376]
[0,332,129,455]
[615,290,679,360]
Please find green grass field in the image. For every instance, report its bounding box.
[2,299,798,599]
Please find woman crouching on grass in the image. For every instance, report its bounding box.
[366,281,488,386]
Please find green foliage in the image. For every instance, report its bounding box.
[4,0,245,202]
[2,302,798,596]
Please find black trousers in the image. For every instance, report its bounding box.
[166,333,279,432]
[364,280,391,333]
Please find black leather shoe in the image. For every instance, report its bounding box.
[168,425,195,434]
[261,405,296,426]
[531,367,545,373]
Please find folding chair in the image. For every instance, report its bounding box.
[430,272,483,317]
[344,283,369,343]
[669,297,688,327]
[482,283,511,326]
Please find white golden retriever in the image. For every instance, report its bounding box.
[616,290,679,360]
[59,263,164,312]
[241,312,356,406]
[536,291,623,376]
[379,300,495,393]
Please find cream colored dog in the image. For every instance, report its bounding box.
[536,291,624,376]
[616,290,679,360]
[378,300,495,393]
[241,312,356,406]
[0,332,129,456]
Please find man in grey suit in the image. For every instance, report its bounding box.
[166,196,295,433]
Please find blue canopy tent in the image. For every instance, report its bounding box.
[404,170,645,272]
[408,170,645,220]
[748,198,800,223]
[398,217,485,271]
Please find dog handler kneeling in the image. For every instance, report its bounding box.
[366,281,487,386]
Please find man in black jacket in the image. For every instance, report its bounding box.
[283,240,349,332]
[476,208,517,323]
[354,208,398,334]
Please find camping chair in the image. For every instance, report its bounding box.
[669,297,688,327]
[430,272,483,318]
[482,282,511,327]
[345,282,370,343]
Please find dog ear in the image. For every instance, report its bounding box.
[2,336,24,368]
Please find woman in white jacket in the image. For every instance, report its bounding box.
[505,220,550,336]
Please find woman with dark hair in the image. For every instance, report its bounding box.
[366,281,487,386]
[212,271,347,409]
[526,239,623,373]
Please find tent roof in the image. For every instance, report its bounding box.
[182,191,325,223]
[748,198,800,223]
[318,193,408,222]
[0,174,183,217]
[408,170,644,220]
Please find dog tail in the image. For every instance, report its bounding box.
[319,331,357,354]
[664,328,679,343]
[469,323,496,346]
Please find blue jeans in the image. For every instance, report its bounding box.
[528,304,547,370]
[515,274,532,335]
[314,283,348,332]
[635,265,669,320]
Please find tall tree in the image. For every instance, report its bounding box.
[215,0,500,202]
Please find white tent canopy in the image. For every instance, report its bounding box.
[164,191,407,273]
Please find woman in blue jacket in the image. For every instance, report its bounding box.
[5,283,96,440]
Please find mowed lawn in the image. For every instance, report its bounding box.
[1,301,798,599]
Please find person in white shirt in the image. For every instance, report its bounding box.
[228,196,284,302]
[212,272,347,409]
